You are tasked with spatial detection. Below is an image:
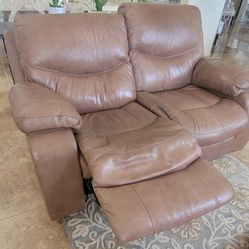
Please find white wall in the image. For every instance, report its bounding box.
[182,0,226,55]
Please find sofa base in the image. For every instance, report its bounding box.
[28,129,85,220]
[94,157,234,244]
[201,129,249,160]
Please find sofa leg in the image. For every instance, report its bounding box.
[56,218,64,224]
[27,129,85,220]
[83,179,94,197]
[83,179,100,206]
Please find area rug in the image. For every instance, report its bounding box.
[64,154,249,249]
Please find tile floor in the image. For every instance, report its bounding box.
[0,35,249,249]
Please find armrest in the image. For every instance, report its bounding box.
[192,57,249,96]
[230,91,249,113]
[137,92,175,120]
[9,82,82,134]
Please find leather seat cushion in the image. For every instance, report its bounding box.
[152,85,249,146]
[76,102,201,187]
[94,157,234,243]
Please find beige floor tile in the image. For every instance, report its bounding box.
[0,117,17,133]
[0,130,32,172]
[0,91,11,111]
[0,90,17,133]
[0,128,44,220]
[0,158,44,220]
[0,206,70,249]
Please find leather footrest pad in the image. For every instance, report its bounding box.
[94,158,234,243]
[78,114,201,187]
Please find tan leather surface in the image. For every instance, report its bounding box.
[137,85,249,148]
[199,90,249,159]
[231,91,249,113]
[27,129,84,220]
[79,153,92,179]
[76,102,201,187]
[9,82,82,134]
[95,157,234,243]
[118,3,203,92]
[201,129,249,160]
[13,13,136,114]
[3,29,25,84]
[6,4,240,236]
[193,57,249,96]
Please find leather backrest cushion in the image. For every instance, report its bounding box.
[119,3,203,92]
[14,13,136,114]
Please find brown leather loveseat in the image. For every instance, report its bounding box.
[5,3,249,244]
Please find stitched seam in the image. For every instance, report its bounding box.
[195,119,247,135]
[83,130,186,154]
[181,98,223,112]
[186,115,247,135]
[180,87,221,110]
[201,135,235,148]
[82,107,158,136]
[186,110,197,135]
[183,102,248,136]
[27,127,69,135]
[136,46,199,59]
[130,185,155,234]
[24,60,128,77]
[13,113,80,121]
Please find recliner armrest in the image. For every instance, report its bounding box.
[9,82,82,134]
[137,91,178,120]
[230,91,249,113]
[192,57,249,97]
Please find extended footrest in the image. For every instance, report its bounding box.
[94,158,234,243]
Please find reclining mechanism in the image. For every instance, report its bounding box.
[75,101,234,243]
[7,2,249,244]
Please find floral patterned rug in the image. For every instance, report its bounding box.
[64,154,249,249]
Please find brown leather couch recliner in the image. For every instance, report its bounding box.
[119,3,249,160]
[5,3,248,243]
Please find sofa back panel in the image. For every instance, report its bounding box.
[119,3,203,92]
[25,62,135,114]
[13,13,136,113]
[131,50,201,92]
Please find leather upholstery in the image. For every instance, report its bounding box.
[79,153,92,179]
[137,85,249,148]
[118,3,203,92]
[119,3,249,160]
[28,129,84,220]
[201,131,249,160]
[76,102,201,187]
[5,4,238,243]
[231,91,249,113]
[3,29,25,84]
[9,82,82,134]
[13,13,136,114]
[95,157,234,243]
[193,57,249,96]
